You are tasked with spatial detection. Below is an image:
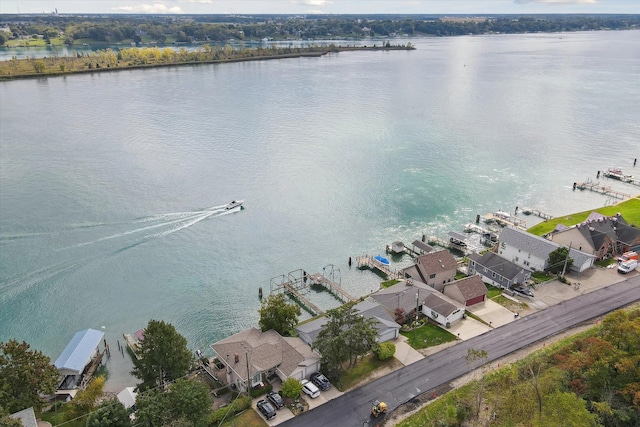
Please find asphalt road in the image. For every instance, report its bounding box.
[281,274,640,427]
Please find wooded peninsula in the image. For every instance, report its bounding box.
[0,14,638,80]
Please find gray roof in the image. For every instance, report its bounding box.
[10,407,37,427]
[411,240,434,253]
[424,293,459,317]
[499,226,595,268]
[448,231,468,242]
[468,251,530,280]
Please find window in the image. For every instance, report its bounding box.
[524,260,530,266]
[492,272,496,278]
[429,273,436,279]
[515,257,519,262]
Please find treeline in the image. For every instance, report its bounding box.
[0,14,638,46]
[398,308,640,427]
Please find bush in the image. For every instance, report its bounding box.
[249,383,272,398]
[209,396,251,423]
[372,342,396,360]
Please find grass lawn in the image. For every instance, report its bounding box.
[400,323,457,350]
[595,258,617,267]
[527,197,640,236]
[220,408,268,427]
[486,284,502,298]
[39,405,86,427]
[339,353,402,390]
[531,271,555,284]
[381,279,401,288]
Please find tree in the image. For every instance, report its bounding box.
[547,246,573,274]
[312,304,378,380]
[0,340,59,413]
[280,377,303,399]
[131,320,192,391]
[86,398,131,427]
[68,375,105,419]
[0,414,21,427]
[534,391,600,427]
[465,348,489,418]
[258,293,301,336]
[372,342,396,361]
[135,380,211,427]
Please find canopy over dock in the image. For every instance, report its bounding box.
[54,329,104,376]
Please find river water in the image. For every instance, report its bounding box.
[1,31,639,391]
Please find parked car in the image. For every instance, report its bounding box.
[310,372,332,391]
[511,285,534,298]
[256,399,276,420]
[301,379,320,398]
[266,391,285,409]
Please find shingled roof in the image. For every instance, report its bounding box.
[468,251,528,280]
[446,276,488,300]
[424,293,459,317]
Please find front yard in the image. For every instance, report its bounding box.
[400,322,458,350]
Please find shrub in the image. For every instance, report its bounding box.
[209,396,251,423]
[249,383,272,398]
[373,342,396,360]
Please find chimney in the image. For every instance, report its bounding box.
[234,353,239,363]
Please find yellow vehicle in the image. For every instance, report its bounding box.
[371,400,387,417]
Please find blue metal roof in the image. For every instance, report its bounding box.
[54,329,104,375]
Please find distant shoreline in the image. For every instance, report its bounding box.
[0,45,415,81]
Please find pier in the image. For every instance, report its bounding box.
[482,212,527,229]
[517,207,553,220]
[356,255,400,279]
[573,180,631,200]
[308,270,356,304]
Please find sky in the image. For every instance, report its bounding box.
[1,0,639,15]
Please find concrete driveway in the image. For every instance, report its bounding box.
[446,315,491,340]
[467,299,516,328]
[393,335,424,365]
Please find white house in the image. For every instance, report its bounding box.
[498,226,595,273]
[421,293,464,328]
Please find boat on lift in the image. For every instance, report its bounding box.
[374,255,390,266]
[225,200,244,210]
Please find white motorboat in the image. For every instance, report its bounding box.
[225,200,244,210]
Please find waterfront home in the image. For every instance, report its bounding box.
[468,251,532,290]
[498,226,595,273]
[549,212,640,259]
[211,328,320,392]
[421,293,464,328]
[443,276,488,307]
[401,250,457,291]
[296,299,400,346]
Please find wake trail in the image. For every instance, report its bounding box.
[149,210,221,239]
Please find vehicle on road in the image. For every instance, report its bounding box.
[371,400,387,417]
[256,399,276,420]
[511,285,534,298]
[301,379,320,398]
[310,372,332,391]
[266,391,285,409]
[618,259,638,274]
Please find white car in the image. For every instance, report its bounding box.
[301,379,320,398]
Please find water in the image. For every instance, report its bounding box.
[1,31,639,391]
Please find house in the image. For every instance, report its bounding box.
[549,213,640,259]
[296,299,400,347]
[468,251,532,289]
[9,407,37,427]
[421,293,464,327]
[370,280,464,326]
[211,328,320,392]
[498,226,595,273]
[401,250,457,291]
[54,328,106,391]
[443,276,488,306]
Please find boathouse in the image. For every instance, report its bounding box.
[54,328,105,391]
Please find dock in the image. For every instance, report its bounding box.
[482,212,527,229]
[308,272,356,304]
[356,255,400,279]
[573,180,631,200]
[517,207,553,220]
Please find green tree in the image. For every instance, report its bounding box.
[546,246,573,274]
[0,340,59,413]
[68,375,105,419]
[0,414,21,427]
[86,398,131,427]
[165,379,211,427]
[33,60,45,73]
[279,377,303,399]
[131,320,192,391]
[372,342,396,361]
[312,304,378,379]
[258,293,301,336]
[534,391,601,427]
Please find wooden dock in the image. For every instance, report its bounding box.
[308,273,356,303]
[482,213,527,229]
[356,255,400,279]
[518,207,553,220]
[573,180,631,200]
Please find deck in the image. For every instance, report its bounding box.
[356,255,400,279]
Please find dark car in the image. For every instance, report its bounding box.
[256,399,276,420]
[310,372,332,391]
[266,391,285,409]
[511,285,534,298]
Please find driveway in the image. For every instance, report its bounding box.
[467,299,516,327]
